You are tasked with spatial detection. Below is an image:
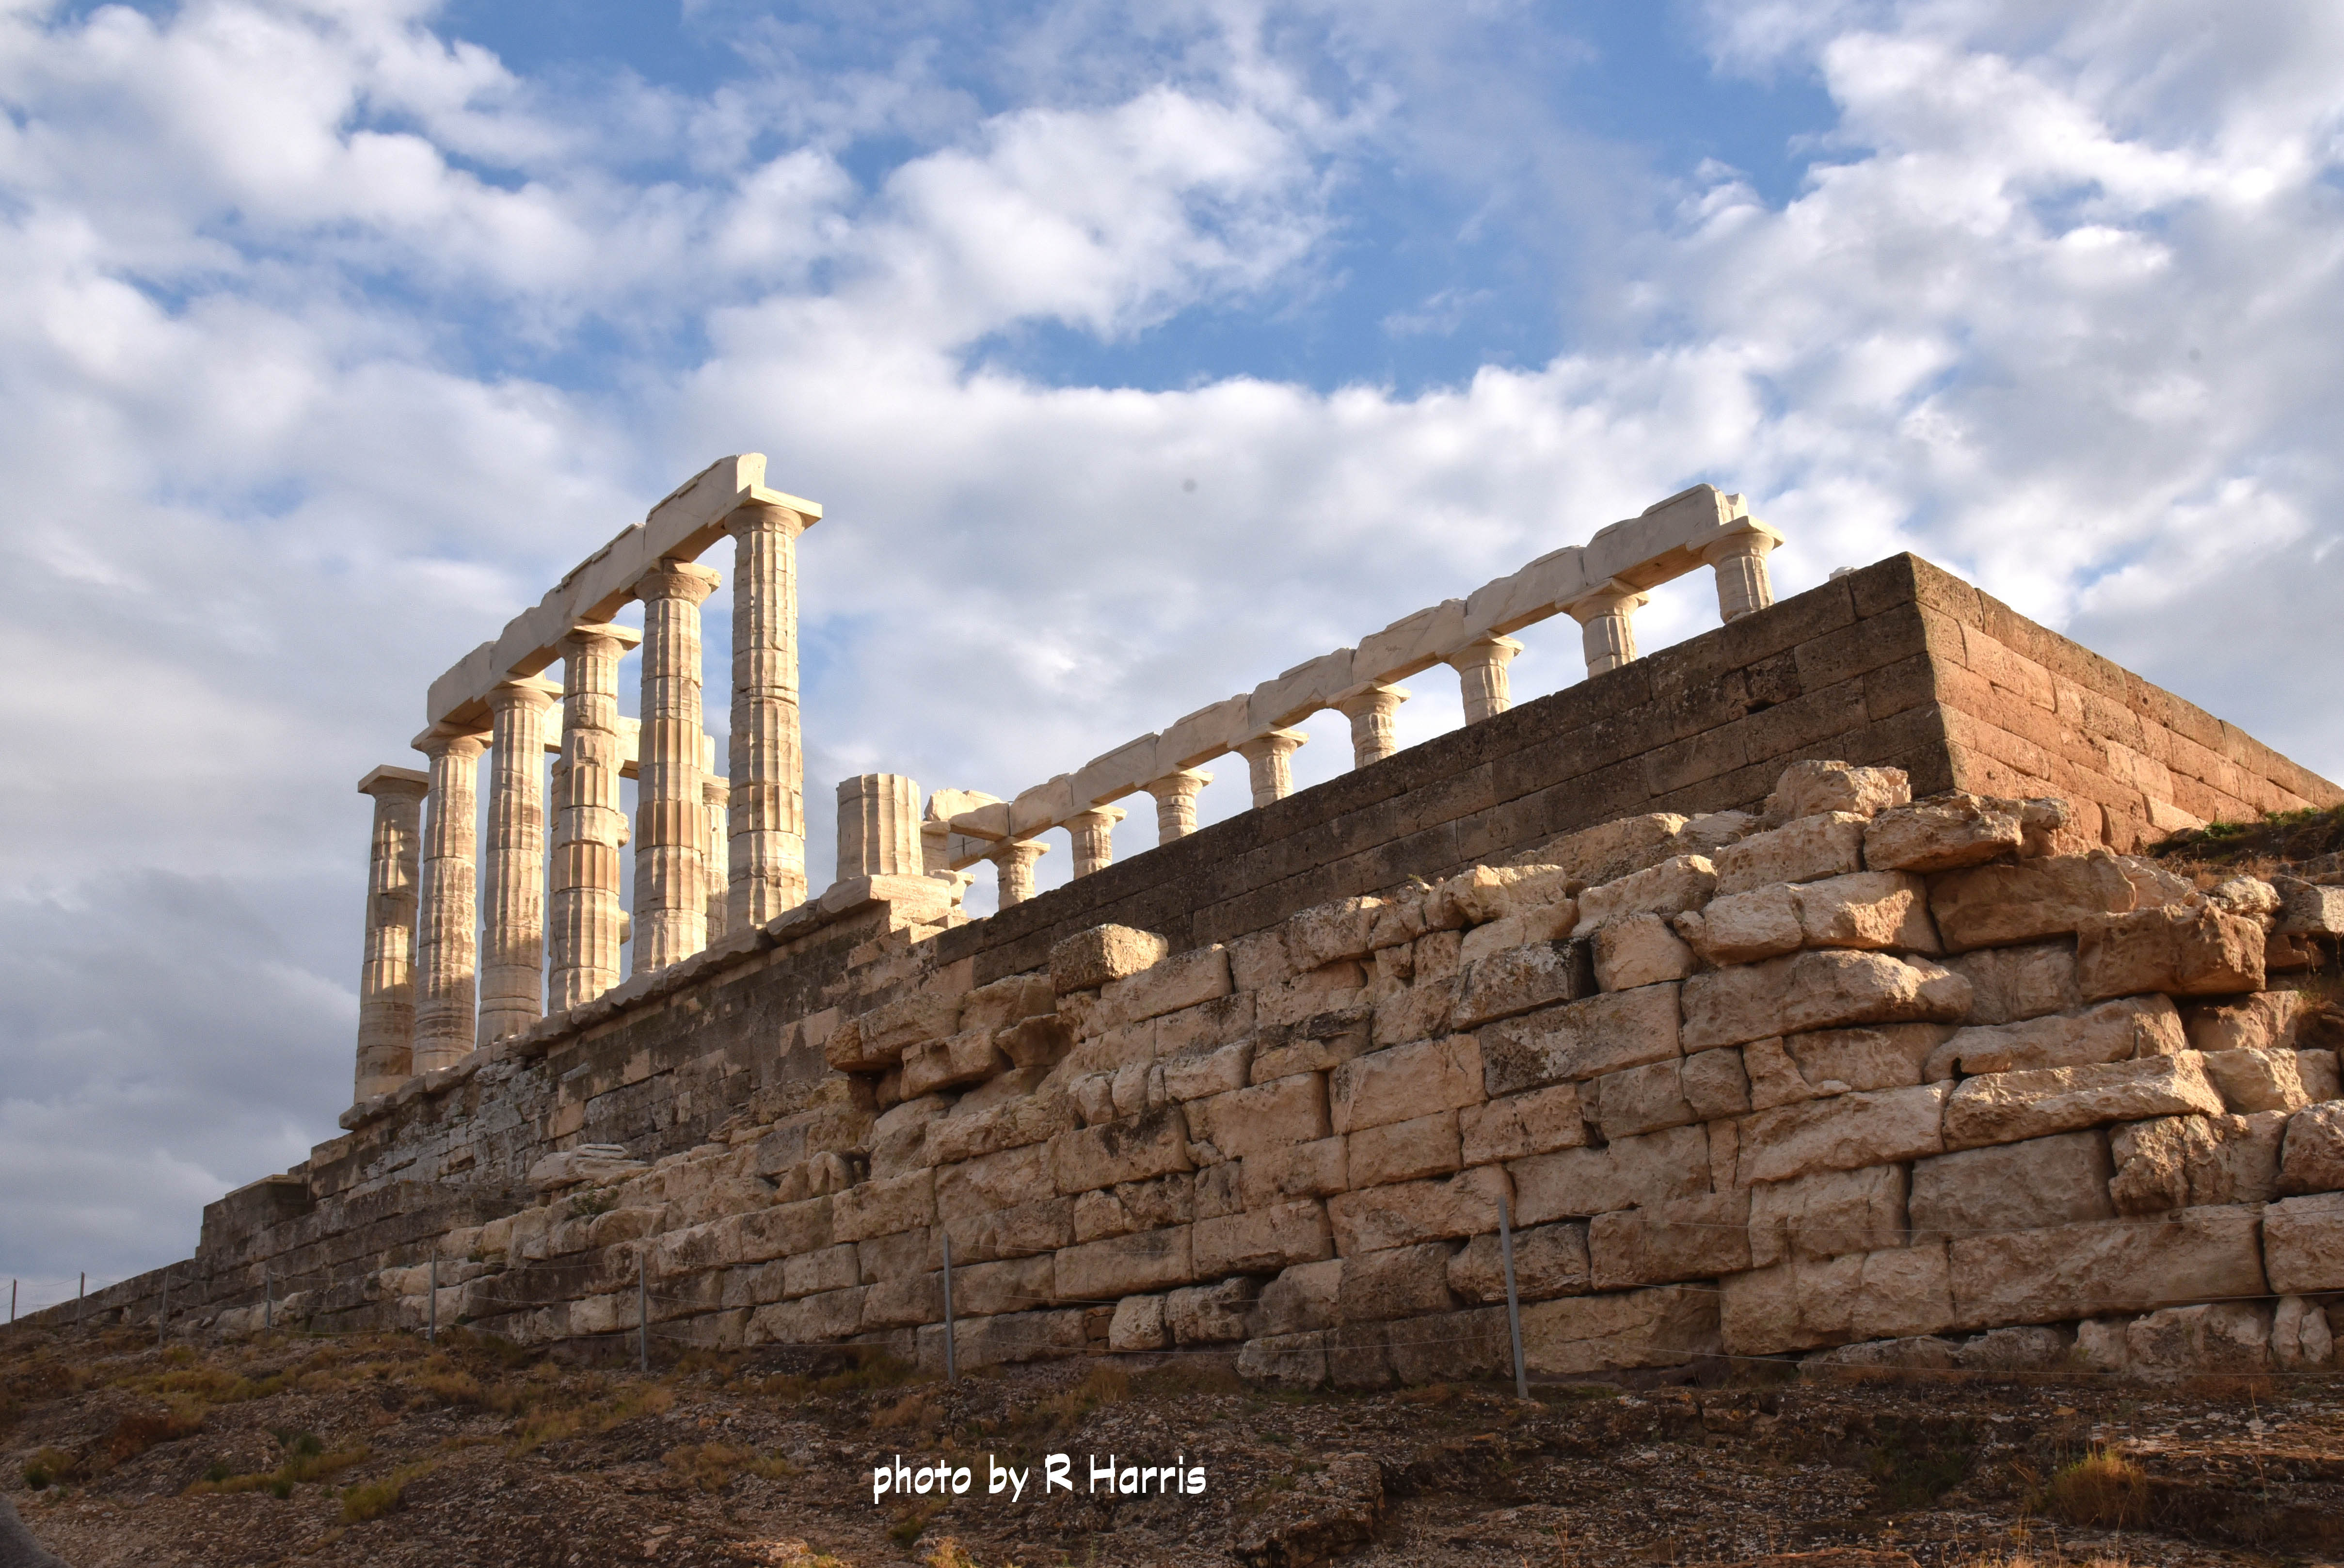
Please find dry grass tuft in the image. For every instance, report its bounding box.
[2040,1446,2150,1529]
[662,1440,797,1492]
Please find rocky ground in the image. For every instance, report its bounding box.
[2,1328,2340,1568]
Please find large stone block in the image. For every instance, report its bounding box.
[1519,1286,1720,1374]
[1452,939,1596,1029]
[1240,1137,1350,1207]
[1792,871,1939,954]
[2272,1295,2336,1371]
[1747,1023,1952,1109]
[1386,1305,1514,1385]
[1749,1164,1908,1268]
[1736,1083,1949,1184]
[1681,883,1802,966]
[1720,1244,1956,1354]
[2109,1112,2284,1213]
[1573,855,1719,936]
[1286,896,1384,969]
[1331,1036,1483,1134]
[1910,1130,2114,1238]
[2280,1101,2344,1194]
[2182,990,2303,1054]
[1195,1201,1334,1276]
[1924,995,2185,1079]
[861,1268,943,1329]
[901,1028,1011,1099]
[1947,1205,2267,1324]
[1862,794,2024,874]
[1051,925,1171,993]
[857,991,963,1059]
[924,1094,1078,1165]
[1348,1111,1463,1186]
[923,1308,1090,1372]
[1236,1329,1329,1386]
[1944,941,2082,1025]
[943,1197,1073,1264]
[1927,853,2137,953]
[2127,1302,2271,1375]
[1713,814,1866,896]
[1098,945,1232,1031]
[1183,1075,1329,1159]
[1458,1084,1588,1164]
[960,972,1056,1033]
[1763,760,1910,823]
[935,1143,1052,1223]
[1337,1242,1458,1322]
[1053,1225,1194,1299]
[1108,1294,1169,1351]
[2264,1191,2344,1294]
[1326,1166,1508,1254]
[1589,1190,1752,1288]
[1049,1106,1196,1193]
[1510,1124,1709,1222]
[1941,1053,2226,1150]
[1168,1277,1260,1344]
[1371,977,1458,1049]
[2274,877,2344,936]
[1680,951,1969,1052]
[2075,906,2264,1000]
[1593,913,1699,991]
[1071,1173,1195,1244]
[1481,983,1681,1096]
[1251,1258,1343,1336]
[734,1197,833,1260]
[1446,1221,1592,1302]
[2201,1047,2339,1114]
[781,1244,859,1300]
[952,1254,1055,1318]
[830,1169,936,1244]
[1587,1059,1697,1140]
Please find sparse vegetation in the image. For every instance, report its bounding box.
[2040,1445,2152,1529]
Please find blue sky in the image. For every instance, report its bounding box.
[5,0,2344,1306]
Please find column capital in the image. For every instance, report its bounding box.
[1694,518,1785,566]
[1444,636,1524,724]
[1065,804,1129,830]
[558,620,645,656]
[357,764,430,800]
[488,675,561,712]
[725,496,819,540]
[1442,633,1524,668]
[989,836,1050,908]
[1234,728,1307,763]
[1332,681,1409,719]
[1142,768,1213,801]
[1698,520,1785,624]
[1562,578,1651,624]
[1142,770,1212,846]
[411,725,489,761]
[633,559,722,606]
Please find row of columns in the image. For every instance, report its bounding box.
[353,500,814,1102]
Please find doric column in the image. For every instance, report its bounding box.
[702,773,731,944]
[1234,729,1306,809]
[838,773,922,877]
[354,766,428,1101]
[632,560,722,975]
[726,499,817,927]
[1699,522,1785,623]
[1445,636,1524,724]
[548,622,640,1013]
[1334,684,1409,768]
[1142,769,1212,845]
[1067,806,1127,878]
[990,839,1050,908]
[412,727,488,1074]
[1565,580,1650,677]
[477,678,558,1046]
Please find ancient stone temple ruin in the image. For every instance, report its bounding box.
[35,453,2344,1384]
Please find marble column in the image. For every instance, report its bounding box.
[990,838,1050,908]
[477,678,557,1045]
[1565,581,1649,677]
[412,727,488,1074]
[702,773,731,944]
[1143,769,1212,845]
[726,499,817,927]
[1699,522,1785,623]
[548,622,639,1012]
[838,773,922,878]
[633,560,721,975]
[1445,636,1524,724]
[1067,805,1126,877]
[1234,729,1306,809]
[354,765,429,1101]
[1334,684,1409,768]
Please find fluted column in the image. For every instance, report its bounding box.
[1334,684,1408,768]
[1445,636,1523,723]
[702,773,731,944]
[1565,580,1649,676]
[838,773,922,877]
[412,727,488,1074]
[1699,522,1785,623]
[1143,770,1212,845]
[990,838,1050,908]
[548,623,639,1012]
[1067,805,1126,877]
[354,765,428,1101]
[726,499,816,927]
[1234,729,1306,808]
[633,560,721,975]
[478,678,557,1045]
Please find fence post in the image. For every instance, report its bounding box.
[157,1267,169,1354]
[78,1272,86,1328]
[9,1278,15,1326]
[428,1257,438,1344]
[1499,1189,1528,1401]
[637,1250,649,1375]
[940,1229,957,1384]
[264,1269,273,1336]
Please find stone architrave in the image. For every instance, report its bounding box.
[411,727,488,1073]
[354,766,429,1100]
[1235,729,1307,808]
[1334,684,1409,768]
[992,839,1050,908]
[477,678,558,1045]
[1445,636,1524,724]
[632,560,721,975]
[838,774,922,877]
[702,772,730,944]
[1143,770,1212,845]
[1068,805,1128,878]
[1565,580,1649,676]
[548,622,640,1012]
[1698,522,1784,623]
[725,498,817,927]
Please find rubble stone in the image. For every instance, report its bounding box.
[1927,854,2137,953]
[1480,984,1681,1096]
[2075,905,2264,1000]
[1923,995,2185,1080]
[1910,1131,2115,1238]
[1862,794,2025,874]
[1681,951,1970,1051]
[1942,1053,2227,1149]
[1712,815,1866,897]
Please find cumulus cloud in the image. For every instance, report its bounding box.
[3,0,2343,1299]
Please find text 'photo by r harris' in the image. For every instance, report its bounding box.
[874,1454,1206,1505]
